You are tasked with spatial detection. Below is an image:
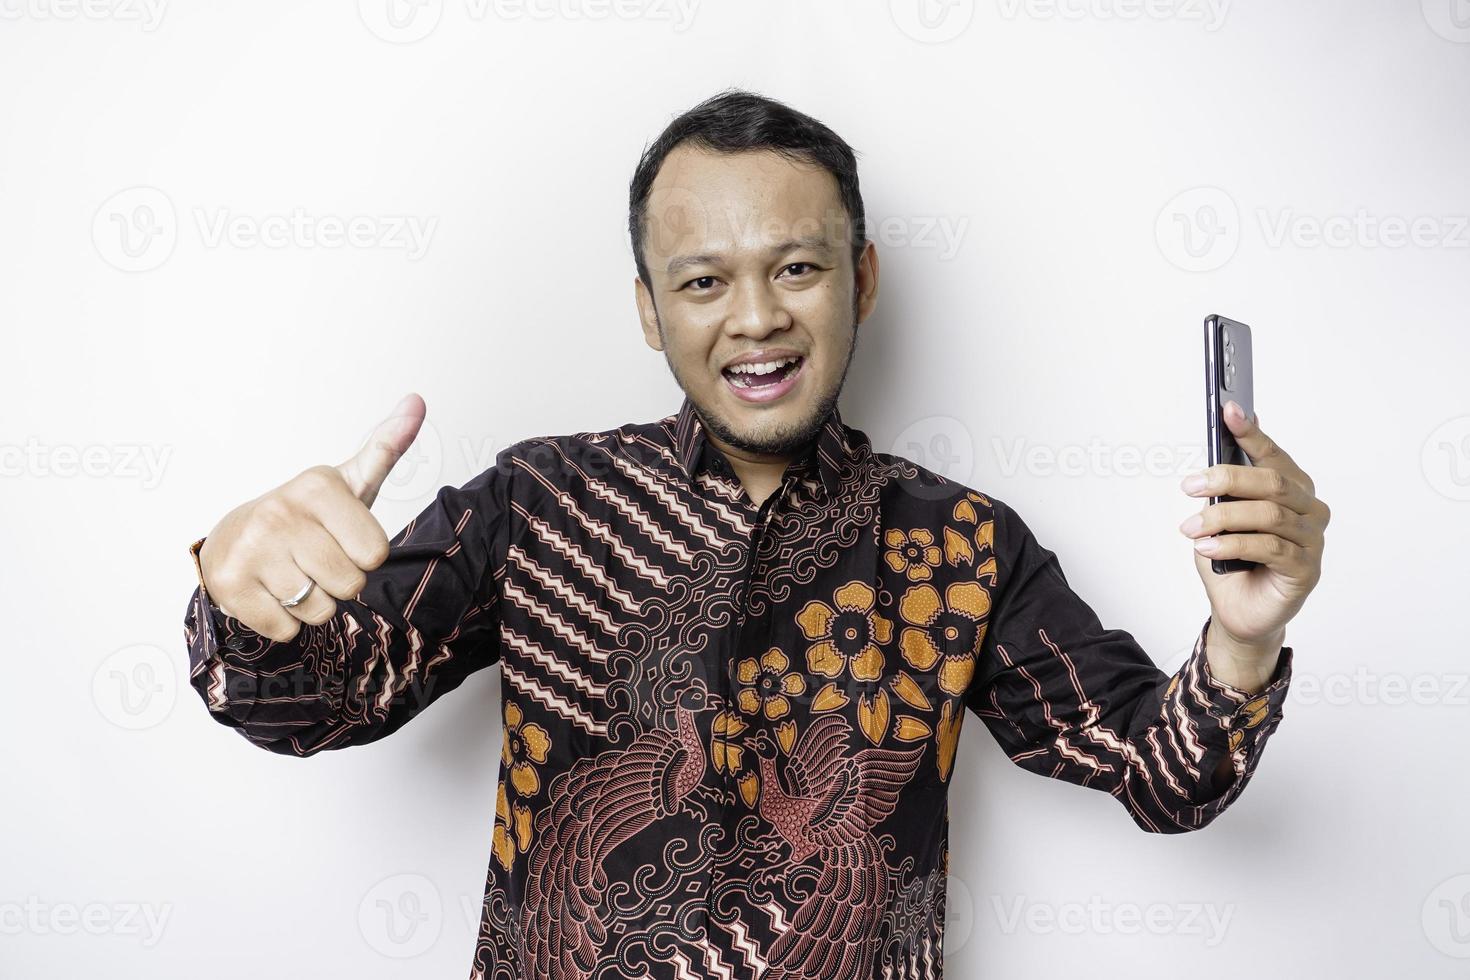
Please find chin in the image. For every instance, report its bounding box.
[702,392,831,457]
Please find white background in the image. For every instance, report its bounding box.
[3,1,1468,977]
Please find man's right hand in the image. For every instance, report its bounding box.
[197,393,426,642]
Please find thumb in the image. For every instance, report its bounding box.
[336,392,426,507]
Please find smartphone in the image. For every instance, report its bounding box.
[1203,314,1257,574]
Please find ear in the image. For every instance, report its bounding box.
[853,240,880,325]
[634,275,663,351]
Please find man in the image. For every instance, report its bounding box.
[183,89,1328,979]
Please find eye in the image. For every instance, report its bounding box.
[780,262,819,279]
[682,276,719,291]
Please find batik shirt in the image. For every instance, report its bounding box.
[182,398,1294,980]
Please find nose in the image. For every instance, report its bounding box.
[724,276,792,342]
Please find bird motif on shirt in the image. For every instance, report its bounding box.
[519,688,717,980]
[746,715,925,979]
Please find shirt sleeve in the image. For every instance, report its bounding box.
[962,495,1293,834]
[181,451,516,757]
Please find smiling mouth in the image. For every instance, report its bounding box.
[721,355,803,390]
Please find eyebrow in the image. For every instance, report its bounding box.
[664,234,836,278]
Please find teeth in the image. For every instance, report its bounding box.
[726,356,799,376]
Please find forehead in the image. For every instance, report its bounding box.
[642,144,850,266]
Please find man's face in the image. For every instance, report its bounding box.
[634,145,878,458]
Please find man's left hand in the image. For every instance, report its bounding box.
[1178,399,1330,661]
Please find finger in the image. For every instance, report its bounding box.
[219,575,312,642]
[290,521,371,601]
[257,553,339,628]
[1180,499,1321,549]
[1192,530,1309,573]
[220,582,303,642]
[1221,401,1310,489]
[296,471,392,571]
[336,392,426,508]
[1183,462,1316,514]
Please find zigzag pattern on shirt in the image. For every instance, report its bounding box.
[512,455,670,588]
[516,507,643,616]
[502,661,607,736]
[503,631,608,701]
[508,547,621,637]
[1034,627,1184,795]
[585,475,703,562]
[608,453,731,550]
[535,438,718,558]
[502,580,608,666]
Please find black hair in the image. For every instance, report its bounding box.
[627,88,867,288]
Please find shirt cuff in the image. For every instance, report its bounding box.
[1170,615,1292,801]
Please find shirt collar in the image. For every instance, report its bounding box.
[673,396,849,501]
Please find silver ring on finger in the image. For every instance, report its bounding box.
[280,579,316,609]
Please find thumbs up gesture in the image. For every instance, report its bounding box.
[197,393,426,642]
